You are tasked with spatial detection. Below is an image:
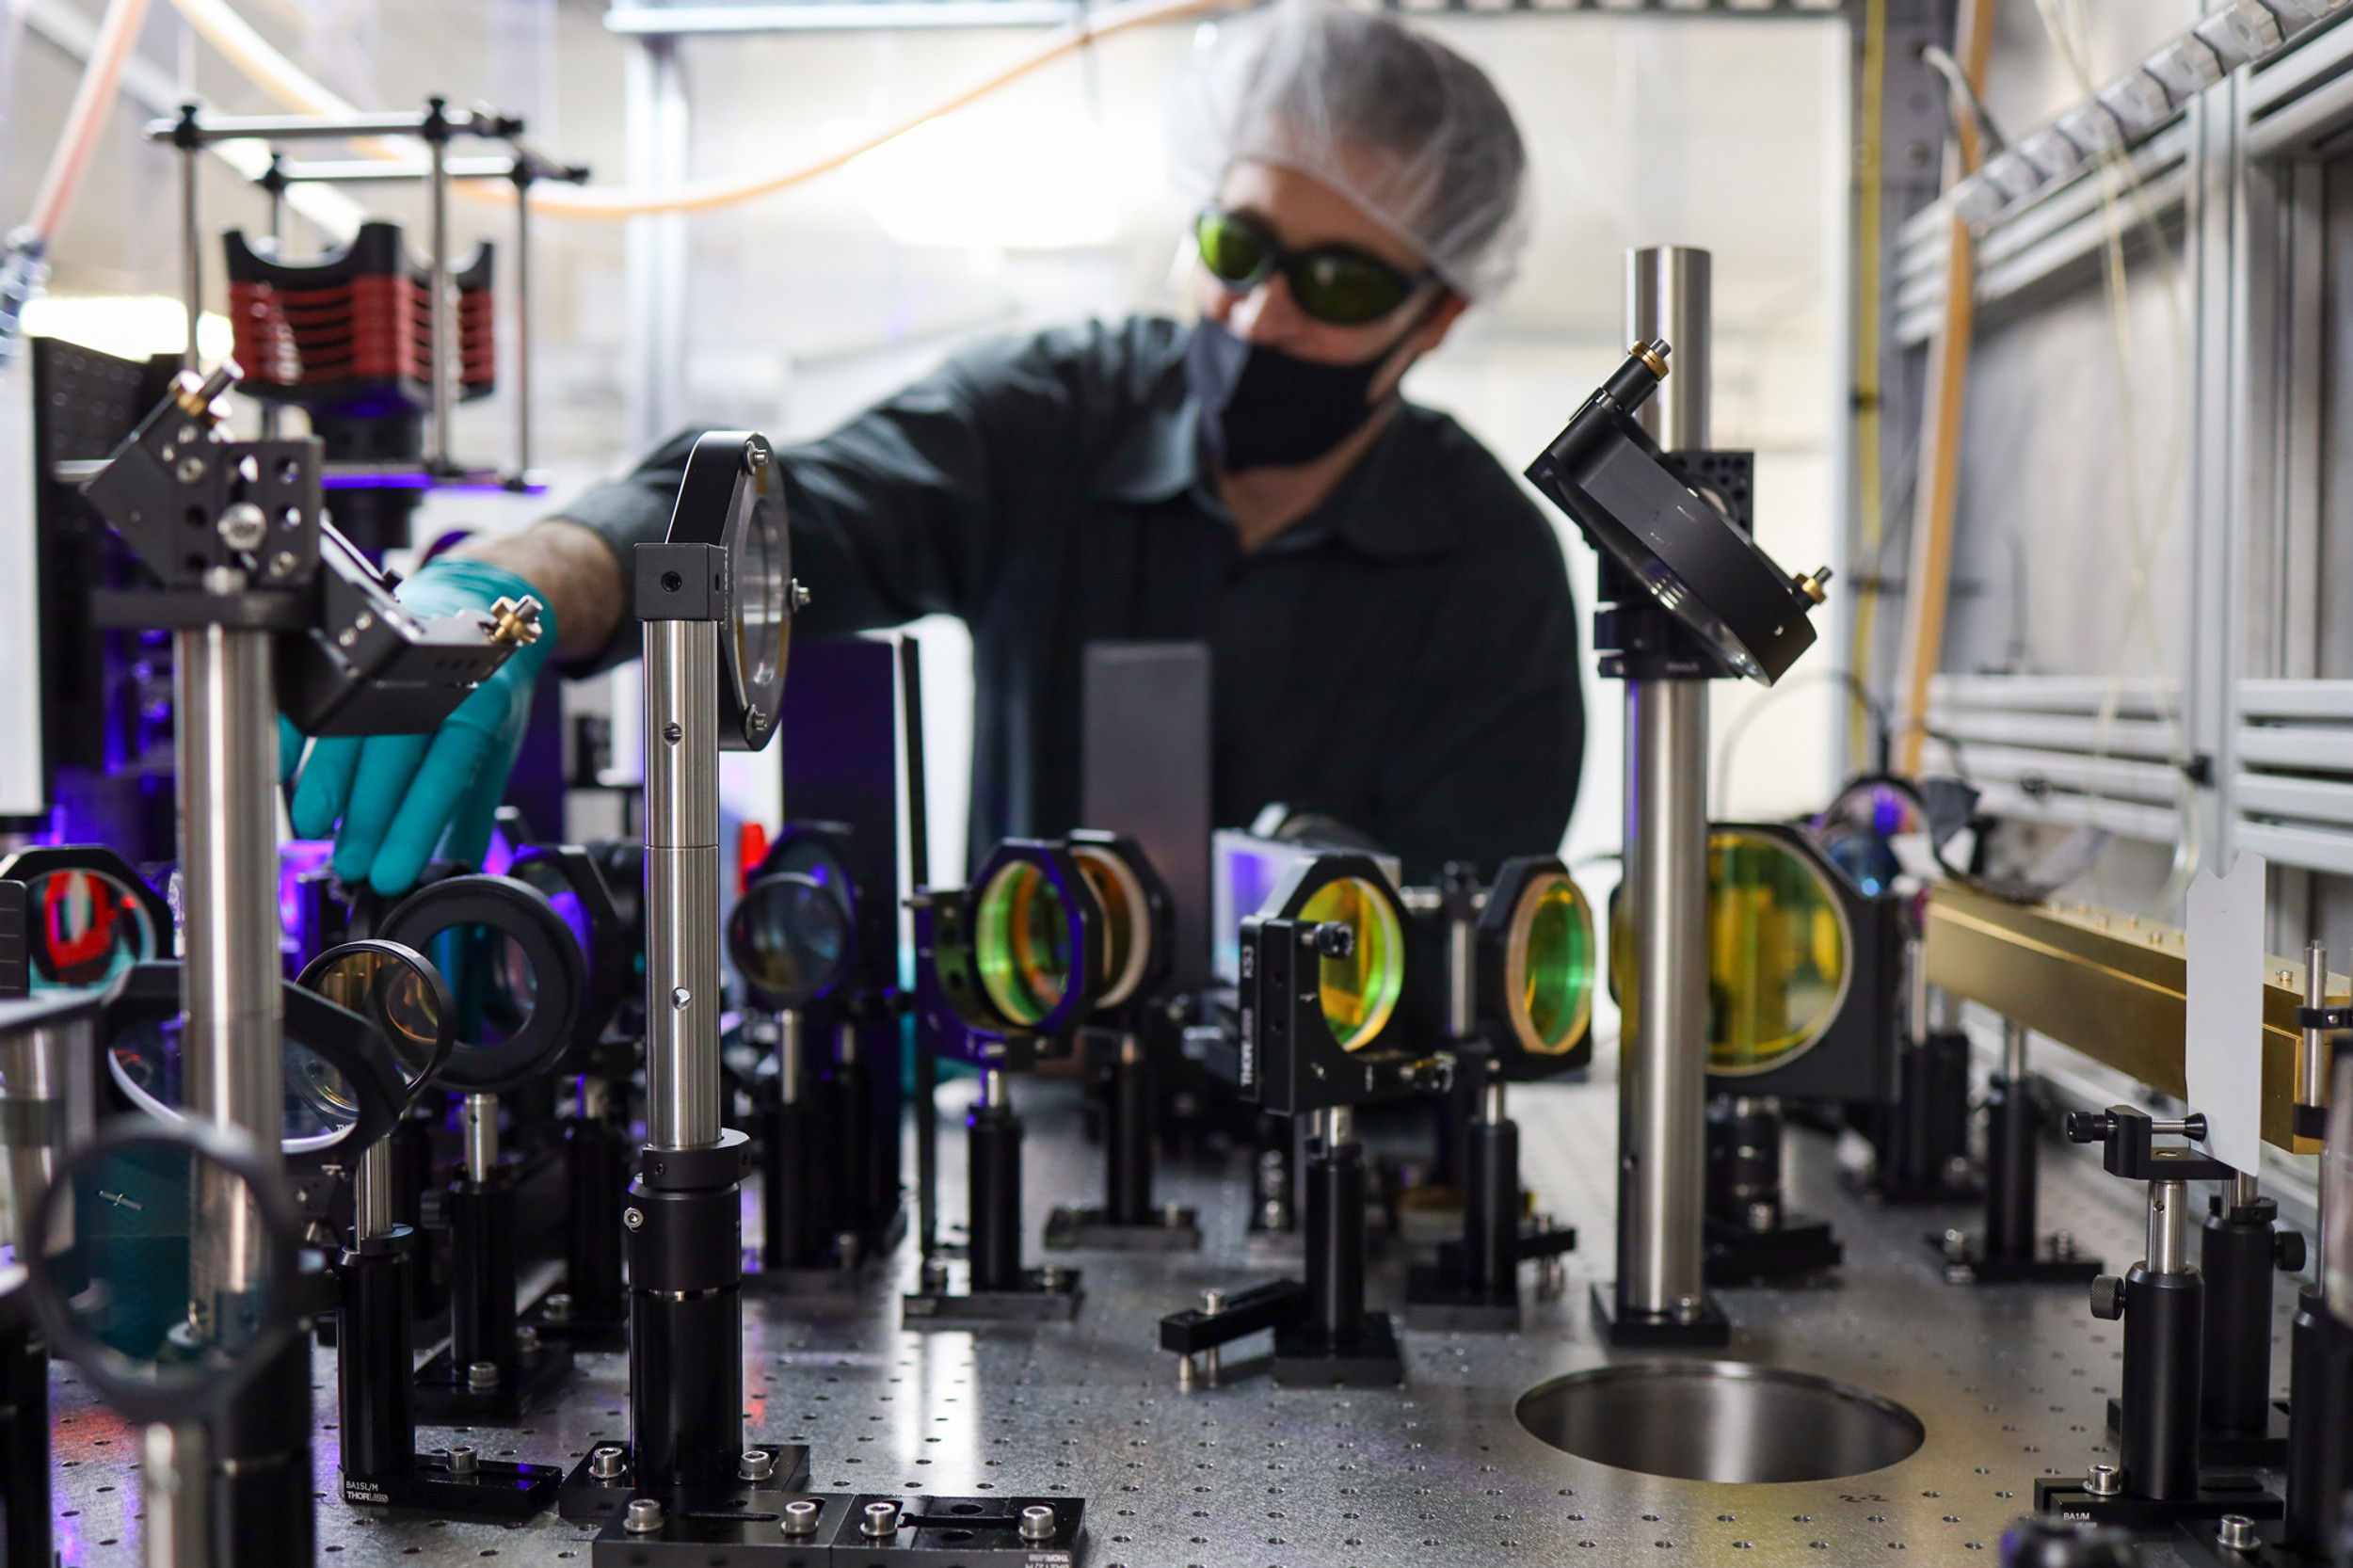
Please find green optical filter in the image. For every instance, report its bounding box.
[961,840,1103,1039]
[1476,856,1596,1073]
[1705,828,1852,1077]
[1295,875,1405,1053]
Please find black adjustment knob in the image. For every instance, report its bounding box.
[1311,922,1355,960]
[2089,1274,2127,1320]
[2065,1112,2116,1144]
[2277,1230,2308,1273]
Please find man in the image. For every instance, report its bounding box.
[287,0,1583,892]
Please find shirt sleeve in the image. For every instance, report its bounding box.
[549,325,1115,675]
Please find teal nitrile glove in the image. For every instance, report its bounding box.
[287,557,556,897]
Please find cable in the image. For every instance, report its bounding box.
[166,0,1229,221]
[1713,668,1892,818]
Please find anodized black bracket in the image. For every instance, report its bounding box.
[1158,1278,1307,1353]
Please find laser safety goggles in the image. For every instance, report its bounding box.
[1194,208,1434,327]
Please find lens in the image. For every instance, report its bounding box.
[771,840,854,899]
[424,923,538,1052]
[106,1017,363,1151]
[729,874,851,1007]
[1298,876,1403,1051]
[306,947,447,1095]
[1706,830,1850,1075]
[1291,251,1415,326]
[1509,874,1594,1055]
[1196,210,1269,287]
[974,860,1073,1028]
[1071,846,1150,1010]
[50,1137,280,1399]
[27,870,156,990]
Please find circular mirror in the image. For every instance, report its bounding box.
[25,868,160,990]
[1071,843,1151,1011]
[1297,876,1404,1052]
[733,484,789,715]
[296,941,453,1110]
[1503,872,1595,1056]
[23,1120,302,1425]
[106,1011,385,1156]
[974,859,1074,1028]
[728,872,852,1011]
[1705,829,1852,1076]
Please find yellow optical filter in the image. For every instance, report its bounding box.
[1072,845,1150,1009]
[1298,876,1404,1052]
[975,859,1073,1027]
[1506,873,1594,1055]
[1705,829,1851,1075]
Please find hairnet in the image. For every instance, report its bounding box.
[1168,0,1530,302]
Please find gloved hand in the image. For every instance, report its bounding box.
[285,557,556,897]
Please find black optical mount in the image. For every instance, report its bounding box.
[2033,1108,2281,1531]
[1929,1048,2105,1288]
[903,841,1102,1327]
[2121,1192,2301,1473]
[1045,830,1201,1254]
[1703,1096,1844,1286]
[1404,858,1585,1331]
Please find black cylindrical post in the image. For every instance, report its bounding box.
[0,1313,49,1568]
[447,1179,518,1377]
[1106,1039,1153,1226]
[764,1094,812,1270]
[2285,1288,2353,1554]
[567,1110,630,1324]
[2118,1266,2203,1501]
[968,1077,1025,1293]
[1464,1115,1519,1301]
[1305,1128,1368,1344]
[626,1136,749,1492]
[1983,1073,2039,1261]
[1706,1099,1783,1232]
[2201,1193,2281,1435]
[827,1039,867,1250]
[339,1232,418,1482]
[214,1333,316,1568]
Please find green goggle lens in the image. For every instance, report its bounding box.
[975,861,1073,1028]
[1298,876,1404,1051]
[1194,212,1419,328]
[1705,831,1849,1075]
[1513,876,1594,1054]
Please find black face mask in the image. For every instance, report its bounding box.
[1185,317,1405,475]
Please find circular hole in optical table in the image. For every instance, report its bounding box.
[1515,1362,1924,1483]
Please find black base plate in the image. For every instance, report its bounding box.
[1590,1281,1732,1348]
[1401,1264,1519,1332]
[1705,1213,1844,1286]
[560,1443,810,1526]
[592,1492,1085,1566]
[1271,1311,1403,1388]
[413,1340,576,1424]
[2172,1515,2327,1566]
[902,1268,1082,1328]
[1044,1204,1202,1252]
[342,1453,565,1520]
[517,1294,629,1352]
[1928,1233,2105,1285]
[2033,1476,2281,1530]
[2104,1396,2292,1468]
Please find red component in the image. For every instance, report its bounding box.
[737,822,771,897]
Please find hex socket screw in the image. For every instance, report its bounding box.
[624,1497,664,1534]
[2085,1463,2123,1498]
[782,1499,823,1538]
[2217,1514,2259,1551]
[1020,1504,1058,1543]
[862,1500,902,1539]
[588,1446,627,1481]
[443,1445,478,1476]
[738,1448,775,1482]
[466,1359,499,1392]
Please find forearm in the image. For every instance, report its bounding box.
[455,518,626,665]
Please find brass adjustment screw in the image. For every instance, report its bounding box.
[487,594,545,647]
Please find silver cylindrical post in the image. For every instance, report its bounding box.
[1613,246,1715,1326]
[645,617,722,1150]
[179,144,201,372]
[778,1009,804,1105]
[0,1013,94,1256]
[1447,914,1474,1040]
[2004,1019,2030,1084]
[176,623,284,1320]
[2228,1169,2260,1209]
[427,109,453,472]
[1905,939,1929,1043]
[979,1067,1006,1110]
[463,1092,499,1184]
[1618,678,1711,1319]
[354,1137,395,1243]
[513,173,533,477]
[143,1421,210,1568]
[1483,1073,1508,1127]
[1322,1105,1355,1148]
[2304,941,2329,1110]
[2148,1180,2190,1275]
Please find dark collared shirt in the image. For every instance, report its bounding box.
[558,315,1583,880]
